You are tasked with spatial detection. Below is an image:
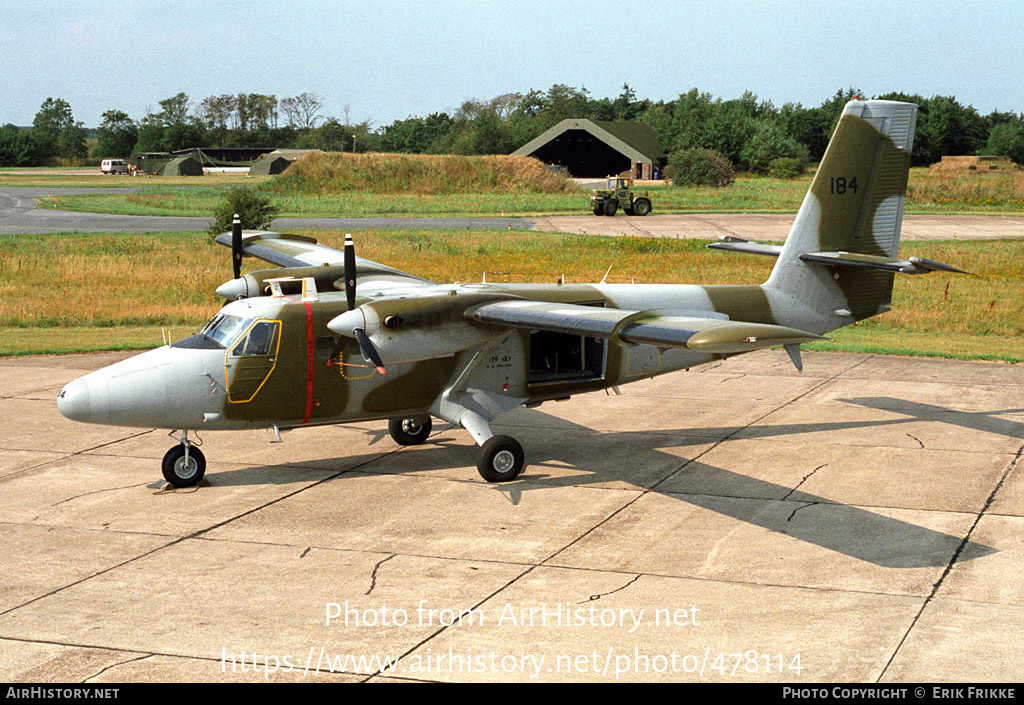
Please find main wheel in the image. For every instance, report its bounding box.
[633,198,651,216]
[603,199,618,216]
[477,435,525,483]
[592,206,603,215]
[162,445,206,488]
[389,416,432,445]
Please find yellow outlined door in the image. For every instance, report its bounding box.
[226,320,281,403]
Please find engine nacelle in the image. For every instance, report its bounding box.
[217,265,345,300]
[328,294,499,365]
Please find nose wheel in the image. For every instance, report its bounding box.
[388,416,433,445]
[162,431,206,487]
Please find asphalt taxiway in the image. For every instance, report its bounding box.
[2,186,1023,239]
[1,349,1021,682]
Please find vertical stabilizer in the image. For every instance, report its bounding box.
[765,100,917,328]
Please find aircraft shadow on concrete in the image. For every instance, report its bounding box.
[197,394,1023,569]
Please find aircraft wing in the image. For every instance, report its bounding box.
[214,231,432,283]
[466,300,824,354]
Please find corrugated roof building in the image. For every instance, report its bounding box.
[512,119,666,179]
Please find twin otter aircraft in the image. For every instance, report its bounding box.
[58,100,965,487]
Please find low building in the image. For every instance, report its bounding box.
[160,153,204,176]
[512,119,666,179]
[248,149,320,175]
[130,147,279,175]
[931,155,1014,171]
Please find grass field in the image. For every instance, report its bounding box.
[27,168,1024,217]
[0,170,265,189]
[1,230,1020,361]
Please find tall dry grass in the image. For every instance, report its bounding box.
[907,169,1024,211]
[1,231,1020,359]
[267,152,578,195]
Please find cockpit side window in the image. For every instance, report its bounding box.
[230,320,279,357]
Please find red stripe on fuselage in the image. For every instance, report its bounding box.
[302,301,314,424]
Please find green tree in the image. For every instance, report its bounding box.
[96,110,138,158]
[812,88,863,160]
[380,112,455,153]
[133,113,166,152]
[31,97,75,160]
[208,187,279,236]
[0,125,45,166]
[57,122,88,161]
[158,92,191,126]
[665,147,734,187]
[983,121,1024,164]
[740,120,809,174]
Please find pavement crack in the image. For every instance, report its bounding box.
[906,433,925,449]
[782,464,827,501]
[365,554,396,596]
[51,482,152,507]
[877,442,1024,682]
[0,430,156,483]
[787,502,817,522]
[83,654,151,682]
[299,547,311,558]
[578,574,641,604]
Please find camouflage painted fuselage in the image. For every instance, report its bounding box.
[58,280,787,432]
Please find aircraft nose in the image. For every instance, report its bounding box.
[57,378,92,423]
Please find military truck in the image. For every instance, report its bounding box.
[590,177,652,216]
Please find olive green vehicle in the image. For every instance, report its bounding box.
[590,177,652,216]
[58,100,966,488]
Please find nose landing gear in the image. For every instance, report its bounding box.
[162,430,206,488]
[388,416,433,445]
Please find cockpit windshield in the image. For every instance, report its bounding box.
[199,314,254,349]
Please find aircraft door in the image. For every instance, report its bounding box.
[226,320,281,403]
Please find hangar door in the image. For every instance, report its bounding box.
[527,130,632,178]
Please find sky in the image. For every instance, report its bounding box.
[2,0,1023,128]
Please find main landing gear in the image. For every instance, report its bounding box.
[476,435,524,483]
[388,413,526,483]
[162,430,206,488]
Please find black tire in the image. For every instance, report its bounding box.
[603,199,618,216]
[389,416,432,445]
[477,435,525,482]
[633,198,651,216]
[162,445,206,488]
[592,206,603,215]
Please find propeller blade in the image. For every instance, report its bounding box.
[353,328,386,375]
[326,336,346,366]
[231,214,242,279]
[344,233,356,311]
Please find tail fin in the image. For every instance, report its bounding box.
[765,100,917,328]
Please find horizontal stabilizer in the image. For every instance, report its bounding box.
[707,236,783,257]
[677,321,825,354]
[799,250,969,275]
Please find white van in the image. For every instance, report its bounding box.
[101,159,129,174]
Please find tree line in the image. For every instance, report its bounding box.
[2,85,1023,169]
